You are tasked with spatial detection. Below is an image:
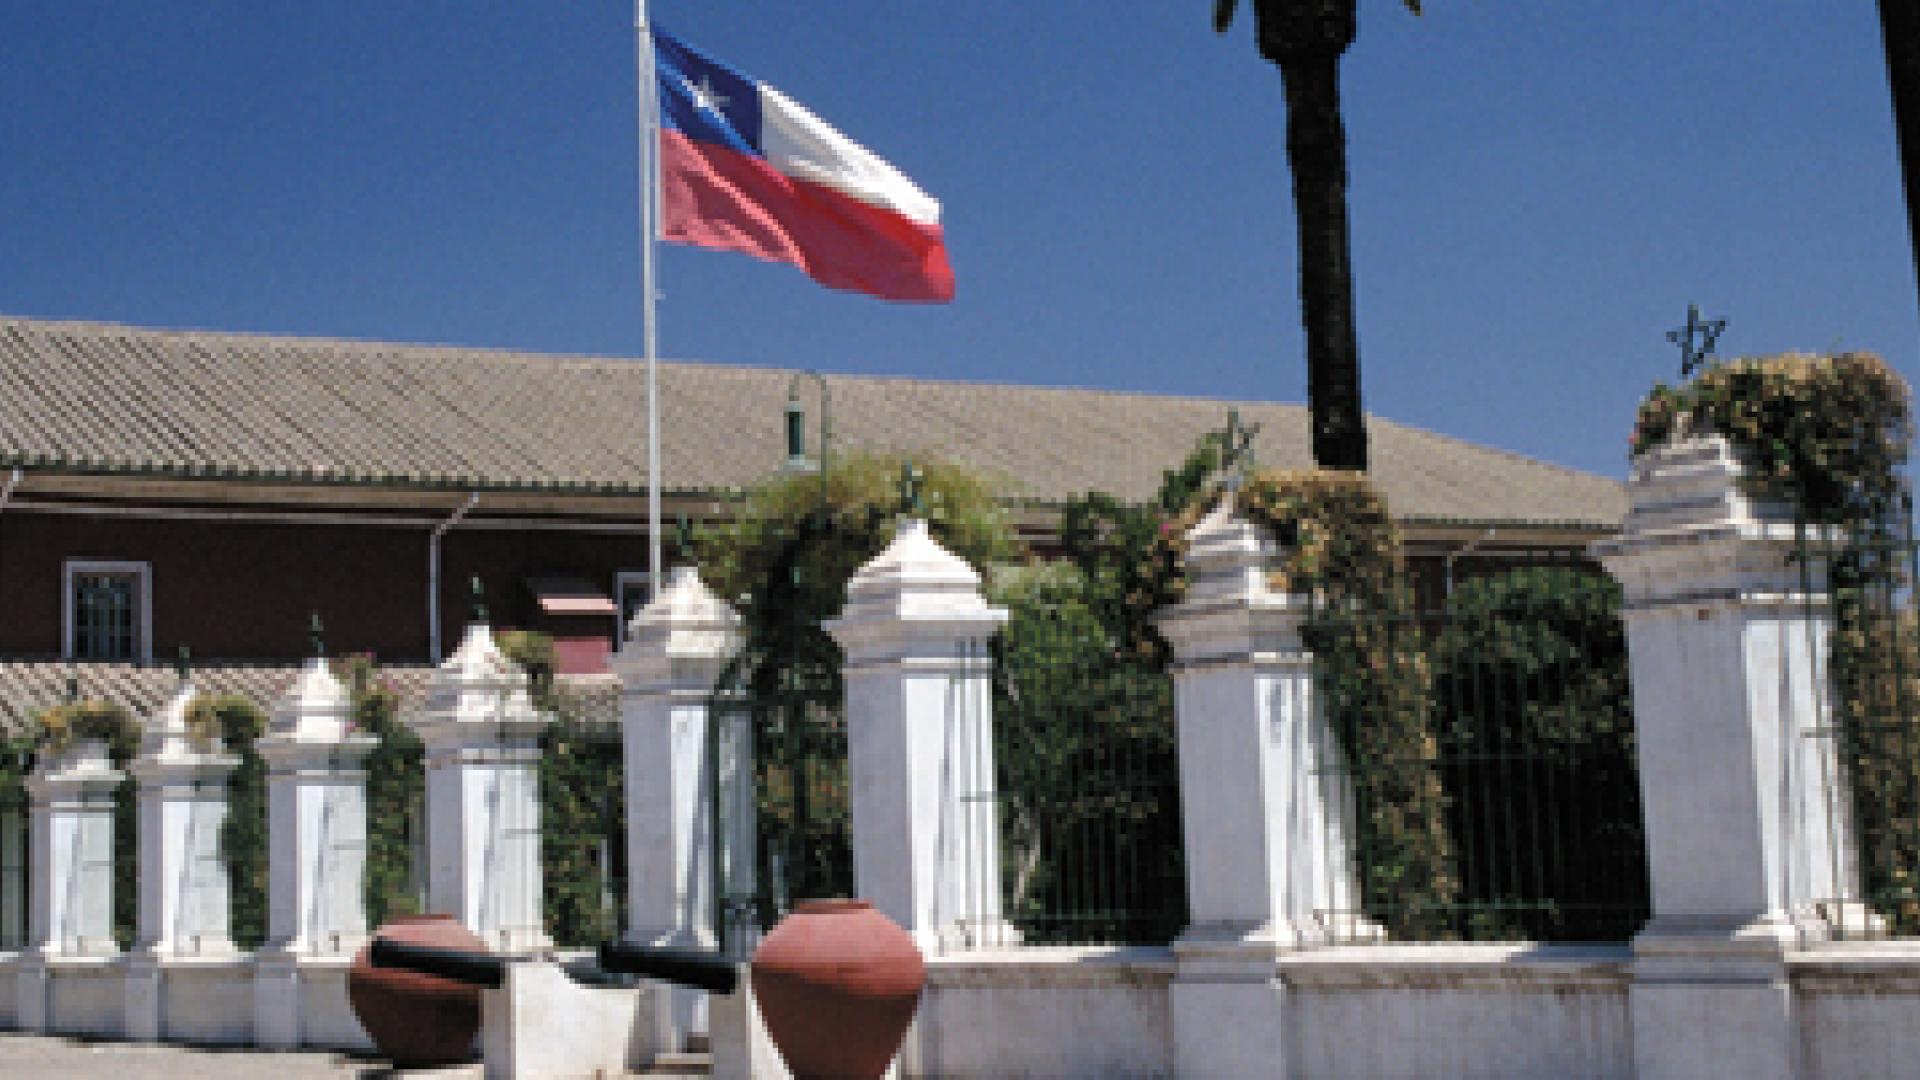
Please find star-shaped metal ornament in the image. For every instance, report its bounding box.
[1221,407,1261,493]
[1667,304,1727,378]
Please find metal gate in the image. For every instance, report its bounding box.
[708,668,851,958]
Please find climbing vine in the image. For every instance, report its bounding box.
[540,690,626,947]
[342,656,424,927]
[496,629,630,947]
[186,695,268,949]
[1248,471,1457,936]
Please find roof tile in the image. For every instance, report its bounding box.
[0,315,1625,526]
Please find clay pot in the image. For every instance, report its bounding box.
[347,914,488,1067]
[750,899,927,1080]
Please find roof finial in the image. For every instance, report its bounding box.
[470,575,488,625]
[309,611,325,659]
[174,644,191,686]
[675,513,695,566]
[899,460,924,517]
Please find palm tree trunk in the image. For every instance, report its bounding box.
[1277,49,1369,472]
[1879,0,1920,330]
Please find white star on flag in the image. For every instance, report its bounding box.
[684,75,728,117]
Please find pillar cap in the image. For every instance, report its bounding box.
[268,656,354,742]
[1597,435,1800,552]
[137,680,234,766]
[1182,499,1282,604]
[1592,435,1824,604]
[410,621,546,737]
[840,517,1001,620]
[1156,500,1309,665]
[826,518,1008,660]
[30,738,122,786]
[621,565,741,659]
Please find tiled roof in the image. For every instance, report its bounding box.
[0,315,1626,527]
[0,660,618,735]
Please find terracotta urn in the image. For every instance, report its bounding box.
[750,899,927,1080]
[347,914,488,1067]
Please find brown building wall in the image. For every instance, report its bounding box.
[0,510,648,662]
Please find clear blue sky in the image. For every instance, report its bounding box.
[2,2,1915,481]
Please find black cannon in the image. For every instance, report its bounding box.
[367,937,740,995]
[596,941,740,994]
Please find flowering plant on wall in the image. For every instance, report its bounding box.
[1631,353,1911,525]
[36,700,138,756]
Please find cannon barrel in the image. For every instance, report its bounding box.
[369,937,740,995]
[596,942,741,994]
[368,938,508,989]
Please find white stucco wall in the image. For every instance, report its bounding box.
[288,962,376,1052]
[1281,946,1634,1080]
[1794,947,1920,1078]
[160,960,253,1044]
[905,947,1175,1080]
[43,958,122,1037]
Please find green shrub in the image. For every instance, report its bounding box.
[1428,567,1647,940]
[989,561,1184,943]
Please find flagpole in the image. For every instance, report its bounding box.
[635,0,662,600]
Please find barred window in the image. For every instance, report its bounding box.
[63,560,150,662]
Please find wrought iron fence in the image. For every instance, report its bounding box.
[989,604,1186,946]
[709,666,851,959]
[1314,560,1651,943]
[1801,510,1920,939]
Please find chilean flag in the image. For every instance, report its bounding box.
[654,28,955,303]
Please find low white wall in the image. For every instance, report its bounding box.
[159,960,254,1045]
[1793,944,1920,1079]
[43,958,125,1038]
[1279,945,1634,1080]
[16,940,1920,1078]
[289,960,376,1052]
[0,951,374,1052]
[906,946,1175,1080]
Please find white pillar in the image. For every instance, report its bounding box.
[612,564,741,1052]
[253,657,378,1049]
[615,565,741,948]
[826,516,1012,954]
[125,681,240,1040]
[1155,500,1373,1080]
[408,620,552,954]
[14,738,122,1033]
[1595,434,1862,1080]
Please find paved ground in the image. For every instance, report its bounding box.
[0,1034,478,1078]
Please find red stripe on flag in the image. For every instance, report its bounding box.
[660,130,955,303]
